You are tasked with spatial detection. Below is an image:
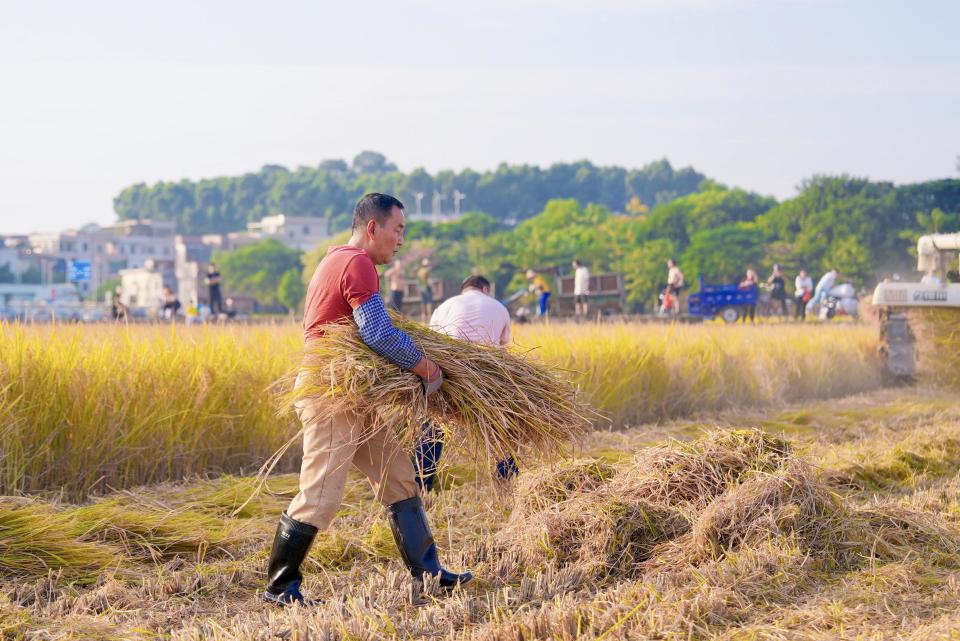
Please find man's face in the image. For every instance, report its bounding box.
[367,207,405,265]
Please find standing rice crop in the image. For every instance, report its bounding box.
[0,320,882,496]
[0,323,301,498]
[517,322,882,426]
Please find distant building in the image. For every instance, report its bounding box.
[174,235,214,307]
[26,220,176,299]
[119,260,174,309]
[0,283,80,305]
[15,214,328,310]
[407,212,464,225]
[246,214,330,251]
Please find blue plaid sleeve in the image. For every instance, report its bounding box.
[353,295,423,370]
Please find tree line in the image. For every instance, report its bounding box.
[113,151,706,235]
[120,152,960,312]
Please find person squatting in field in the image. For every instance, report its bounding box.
[413,274,519,491]
[262,193,472,607]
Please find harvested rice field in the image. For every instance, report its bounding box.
[5,322,959,640]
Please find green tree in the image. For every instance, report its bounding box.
[612,238,675,312]
[215,239,303,308]
[681,223,766,285]
[278,268,306,314]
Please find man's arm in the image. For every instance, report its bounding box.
[353,295,422,370]
[352,294,443,391]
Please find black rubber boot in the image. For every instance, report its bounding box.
[262,512,319,606]
[387,496,473,590]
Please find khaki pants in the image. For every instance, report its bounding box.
[286,396,419,529]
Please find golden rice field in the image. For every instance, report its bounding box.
[0,321,881,497]
[11,319,960,640]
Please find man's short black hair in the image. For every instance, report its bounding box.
[352,193,404,231]
[461,274,491,292]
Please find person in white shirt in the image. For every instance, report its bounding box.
[415,274,516,490]
[572,259,591,318]
[428,274,511,347]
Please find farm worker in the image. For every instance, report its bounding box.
[415,274,517,491]
[573,259,591,317]
[160,286,181,321]
[666,259,684,315]
[263,193,472,606]
[416,258,434,323]
[384,259,406,313]
[767,264,788,319]
[794,269,813,320]
[738,268,759,324]
[526,269,552,317]
[658,286,675,315]
[807,268,838,314]
[205,262,224,317]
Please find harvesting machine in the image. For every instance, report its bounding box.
[872,233,960,379]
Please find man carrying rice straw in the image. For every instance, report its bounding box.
[262,193,472,606]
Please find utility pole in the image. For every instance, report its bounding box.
[453,190,466,217]
[432,191,446,225]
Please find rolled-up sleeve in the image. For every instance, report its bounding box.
[353,295,423,370]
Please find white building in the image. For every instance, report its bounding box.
[0,247,24,279]
[27,220,176,299]
[246,214,329,251]
[119,260,173,310]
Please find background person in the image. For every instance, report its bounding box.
[666,258,684,315]
[110,287,128,321]
[415,274,517,491]
[526,269,551,317]
[767,264,788,319]
[794,269,813,320]
[416,258,434,323]
[739,268,759,323]
[573,259,590,318]
[384,259,406,313]
[160,286,181,321]
[262,193,471,607]
[205,263,223,316]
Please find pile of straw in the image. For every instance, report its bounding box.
[496,429,960,582]
[284,316,596,467]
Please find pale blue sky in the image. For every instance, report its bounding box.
[1,0,958,234]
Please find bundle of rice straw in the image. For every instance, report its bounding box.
[282,315,597,469]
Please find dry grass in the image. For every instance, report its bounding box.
[5,388,960,639]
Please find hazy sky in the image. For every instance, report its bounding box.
[1,0,958,234]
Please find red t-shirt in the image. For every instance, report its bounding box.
[303,245,380,341]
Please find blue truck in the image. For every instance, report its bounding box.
[686,276,758,323]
